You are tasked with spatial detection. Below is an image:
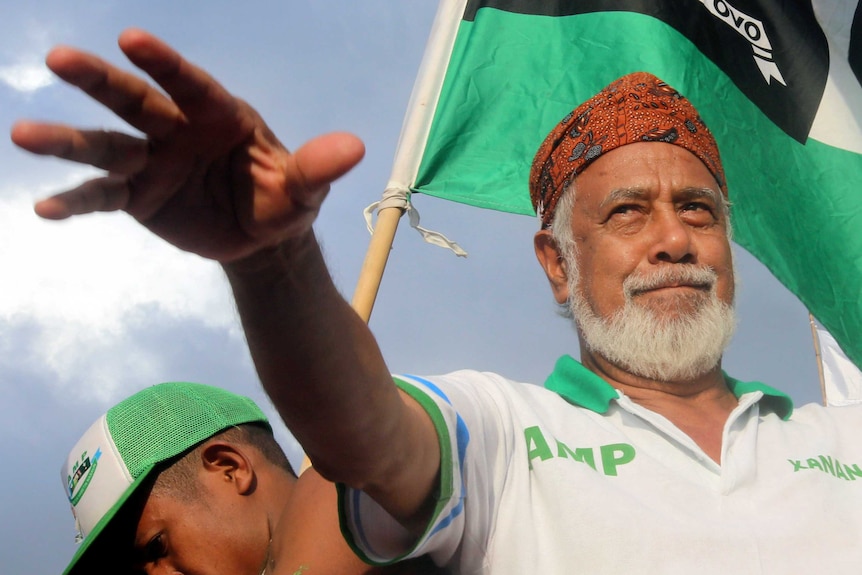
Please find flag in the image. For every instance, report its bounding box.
[813,317,862,406]
[386,0,862,369]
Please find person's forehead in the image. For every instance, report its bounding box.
[132,486,207,546]
[132,491,165,543]
[576,142,721,196]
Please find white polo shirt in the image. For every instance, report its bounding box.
[341,355,862,574]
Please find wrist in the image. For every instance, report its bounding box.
[222,231,318,277]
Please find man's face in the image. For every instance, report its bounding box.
[131,485,270,575]
[539,142,736,381]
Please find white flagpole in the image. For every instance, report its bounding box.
[350,0,467,321]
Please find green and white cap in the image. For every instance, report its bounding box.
[60,382,269,575]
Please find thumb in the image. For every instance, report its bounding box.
[289,132,366,206]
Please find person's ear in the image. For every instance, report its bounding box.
[534,230,570,305]
[199,441,256,495]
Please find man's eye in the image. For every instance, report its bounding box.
[145,534,167,561]
[682,201,711,212]
[610,204,637,216]
[680,202,719,227]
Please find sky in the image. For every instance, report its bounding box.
[0,2,828,573]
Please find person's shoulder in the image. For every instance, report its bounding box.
[396,368,543,391]
[395,368,562,405]
[791,400,862,412]
[783,400,862,428]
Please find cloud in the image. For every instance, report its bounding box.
[0,12,59,94]
[0,173,243,403]
[0,61,54,93]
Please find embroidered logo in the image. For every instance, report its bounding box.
[67,448,102,506]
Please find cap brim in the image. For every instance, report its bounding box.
[63,465,157,575]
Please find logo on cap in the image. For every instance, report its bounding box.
[67,448,102,506]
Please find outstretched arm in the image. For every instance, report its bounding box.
[12,29,439,530]
[225,232,440,531]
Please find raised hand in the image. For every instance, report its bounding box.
[11,28,365,262]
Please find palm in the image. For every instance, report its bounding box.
[11,29,364,262]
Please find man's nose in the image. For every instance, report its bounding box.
[647,210,695,265]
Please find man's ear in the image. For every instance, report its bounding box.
[534,229,570,305]
[199,441,256,495]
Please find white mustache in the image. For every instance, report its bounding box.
[623,266,717,297]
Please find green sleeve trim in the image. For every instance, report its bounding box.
[337,376,455,565]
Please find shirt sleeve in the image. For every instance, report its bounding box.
[338,370,518,568]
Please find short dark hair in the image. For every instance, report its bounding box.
[152,422,295,500]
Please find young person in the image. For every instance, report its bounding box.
[62,381,440,574]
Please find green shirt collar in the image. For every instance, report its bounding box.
[544,355,794,420]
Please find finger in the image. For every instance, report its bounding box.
[45,45,183,139]
[34,175,131,220]
[288,132,366,208]
[11,121,148,174]
[117,29,247,133]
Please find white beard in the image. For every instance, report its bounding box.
[568,264,737,382]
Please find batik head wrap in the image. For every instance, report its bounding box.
[529,71,726,228]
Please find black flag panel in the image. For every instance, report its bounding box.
[463,0,830,143]
[850,3,862,85]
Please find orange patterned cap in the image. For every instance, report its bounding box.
[529,72,726,228]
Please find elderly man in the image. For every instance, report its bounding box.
[13,30,862,573]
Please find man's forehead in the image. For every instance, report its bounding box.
[575,142,723,200]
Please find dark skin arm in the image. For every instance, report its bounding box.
[275,470,444,575]
[12,29,440,531]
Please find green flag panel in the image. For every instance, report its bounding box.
[411,9,862,368]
